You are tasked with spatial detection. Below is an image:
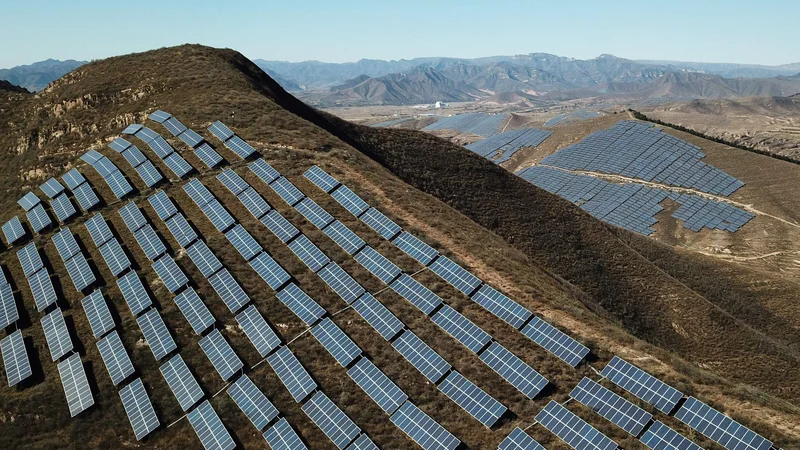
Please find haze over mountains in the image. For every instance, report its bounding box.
[0,58,86,92]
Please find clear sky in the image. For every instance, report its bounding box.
[2,0,798,68]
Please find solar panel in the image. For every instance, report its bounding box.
[392,232,438,266]
[209,268,250,314]
[136,160,164,187]
[42,308,74,361]
[429,256,481,296]
[521,317,590,367]
[392,330,450,383]
[330,186,369,217]
[535,401,618,450]
[389,274,442,316]
[164,152,193,178]
[152,255,189,293]
[354,246,402,284]
[235,304,281,357]
[640,421,702,450]
[0,283,17,329]
[249,158,280,184]
[351,293,404,341]
[165,213,198,248]
[498,428,546,450]
[134,224,167,261]
[311,318,362,367]
[81,290,115,338]
[117,272,152,316]
[195,142,223,168]
[346,435,378,450]
[438,371,506,428]
[52,228,80,261]
[122,123,143,135]
[225,224,262,261]
[295,197,334,229]
[323,220,366,255]
[18,192,41,211]
[238,186,271,219]
[85,213,113,247]
[227,374,279,431]
[217,168,249,195]
[119,377,160,441]
[163,117,187,136]
[145,135,173,158]
[390,401,460,450]
[64,253,95,291]
[209,121,235,142]
[57,354,94,417]
[184,178,215,207]
[148,190,178,221]
[96,239,130,276]
[570,377,652,436]
[431,305,491,353]
[27,268,56,311]
[201,200,235,232]
[470,285,532,330]
[148,110,171,123]
[675,397,772,450]
[96,330,134,385]
[17,242,43,277]
[601,356,683,414]
[303,166,340,193]
[225,135,257,159]
[80,149,104,165]
[187,400,236,450]
[479,342,548,399]
[199,329,243,381]
[2,217,25,245]
[276,282,326,326]
[261,209,300,243]
[121,145,146,166]
[137,308,177,360]
[106,170,134,199]
[119,201,148,232]
[347,357,407,415]
[174,288,216,335]
[302,391,361,449]
[187,240,223,277]
[179,128,205,148]
[72,183,100,211]
[250,252,290,290]
[360,208,401,240]
[288,235,330,273]
[62,168,87,190]
[160,354,204,412]
[0,330,31,386]
[270,176,305,206]
[264,418,308,450]
[50,194,77,222]
[319,262,364,304]
[26,203,51,233]
[267,346,317,403]
[40,177,65,198]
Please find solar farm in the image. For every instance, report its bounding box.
[0,111,778,450]
[422,113,508,138]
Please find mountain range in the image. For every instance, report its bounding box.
[0,58,86,92]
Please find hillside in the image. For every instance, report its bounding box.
[0,44,798,449]
[0,59,86,92]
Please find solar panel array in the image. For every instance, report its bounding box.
[148,111,220,166]
[264,418,308,450]
[310,318,361,367]
[601,356,683,414]
[235,304,281,357]
[480,342,548,399]
[0,330,32,386]
[466,127,552,164]
[109,136,165,188]
[57,354,95,417]
[81,149,133,199]
[535,400,618,450]
[2,216,25,245]
[675,397,772,450]
[126,125,194,178]
[174,288,215,335]
[187,400,236,450]
[392,330,451,383]
[119,377,160,441]
[570,377,653,436]
[422,112,507,138]
[522,316,590,367]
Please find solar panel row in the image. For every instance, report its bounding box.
[81,149,133,200]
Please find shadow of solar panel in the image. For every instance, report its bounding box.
[117,272,152,316]
[295,197,334,229]
[260,209,300,243]
[390,401,460,450]
[98,238,131,277]
[249,158,280,184]
[163,117,187,136]
[311,318,361,367]
[52,228,80,261]
[160,354,204,412]
[521,317,589,367]
[165,213,198,248]
[121,145,146,166]
[174,288,215,335]
[601,356,683,414]
[137,308,176,360]
[345,434,378,450]
[431,305,491,353]
[50,194,77,222]
[322,220,365,255]
[470,284,532,329]
[498,427,546,450]
[267,346,317,403]
[135,160,164,187]
[303,166,340,193]
[119,201,147,233]
[152,255,189,293]
[41,178,65,198]
[392,330,450,383]
[237,187,271,220]
[209,121,235,142]
[0,283,18,329]
[351,293,404,340]
[195,143,223,168]
[392,232,438,266]
[318,262,364,304]
[1,330,31,386]
[225,224,262,261]
[187,400,236,450]
[62,168,86,190]
[438,371,506,428]
[270,176,305,206]
[330,185,369,218]
[17,242,43,277]
[72,183,100,211]
[276,283,326,326]
[187,240,223,277]
[302,391,361,449]
[57,354,94,417]
[18,191,41,211]
[201,200,235,232]
[64,254,95,291]
[535,401,617,450]
[179,128,204,148]
[81,290,115,338]
[264,418,308,450]
[360,208,401,240]
[106,170,134,199]
[227,374,279,431]
[354,246,401,284]
[41,308,72,360]
[26,203,51,233]
[250,252,290,290]
[184,178,215,207]
[429,256,481,296]
[27,268,56,311]
[96,330,134,385]
[120,377,160,441]
[134,224,167,261]
[347,357,407,414]
[479,342,547,399]
[199,329,243,381]
[235,304,281,357]
[225,135,256,159]
[640,421,701,450]
[164,152,193,178]
[570,377,652,436]
[675,397,772,450]
[148,190,177,221]
[85,214,113,247]
[209,268,250,314]
[288,235,330,273]
[217,168,249,195]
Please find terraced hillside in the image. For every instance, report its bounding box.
[0,45,798,450]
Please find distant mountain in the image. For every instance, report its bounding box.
[0,79,30,93]
[261,67,303,91]
[0,58,86,92]
[637,59,800,78]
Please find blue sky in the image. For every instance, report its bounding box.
[2,0,798,68]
